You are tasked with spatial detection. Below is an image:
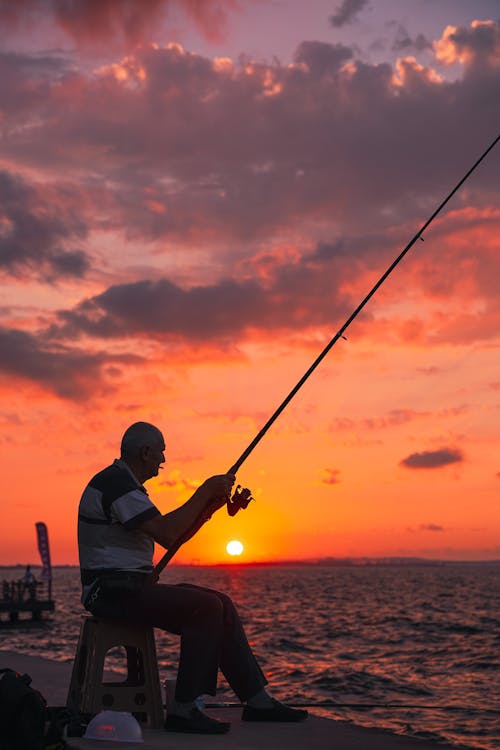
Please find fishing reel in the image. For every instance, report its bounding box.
[227,485,253,517]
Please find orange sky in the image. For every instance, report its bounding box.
[0,1,499,566]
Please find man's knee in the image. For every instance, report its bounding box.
[216,591,238,615]
[194,591,225,627]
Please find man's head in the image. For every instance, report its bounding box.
[120,421,166,483]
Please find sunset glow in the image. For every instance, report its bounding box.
[0,1,499,566]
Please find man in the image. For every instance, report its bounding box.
[78,421,307,734]
[22,565,36,599]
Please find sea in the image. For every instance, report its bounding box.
[0,563,498,750]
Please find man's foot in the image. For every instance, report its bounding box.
[165,707,231,734]
[242,698,308,722]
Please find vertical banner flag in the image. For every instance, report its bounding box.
[35,522,52,581]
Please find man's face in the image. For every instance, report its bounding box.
[142,436,166,480]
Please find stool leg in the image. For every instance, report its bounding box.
[125,646,143,686]
[142,629,164,729]
[66,617,92,712]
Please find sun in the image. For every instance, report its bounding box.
[226,540,244,556]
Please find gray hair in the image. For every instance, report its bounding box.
[120,422,164,459]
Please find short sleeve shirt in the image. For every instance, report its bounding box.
[78,459,161,600]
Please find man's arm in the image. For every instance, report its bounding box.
[138,474,235,549]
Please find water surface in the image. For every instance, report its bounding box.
[0,563,498,749]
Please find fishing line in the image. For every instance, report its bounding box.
[202,701,499,714]
[152,133,499,580]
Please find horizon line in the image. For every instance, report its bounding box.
[1,555,499,568]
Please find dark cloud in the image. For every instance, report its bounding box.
[293,41,353,77]
[52,253,355,342]
[0,326,142,399]
[362,408,429,430]
[0,17,496,261]
[392,29,431,53]
[0,19,497,346]
[419,523,445,532]
[0,23,497,250]
[0,170,90,281]
[330,0,369,28]
[312,240,350,260]
[57,277,264,339]
[0,50,72,115]
[400,448,464,470]
[0,0,240,49]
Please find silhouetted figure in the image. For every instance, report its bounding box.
[22,565,37,600]
[2,580,10,600]
[78,421,307,735]
[21,565,36,599]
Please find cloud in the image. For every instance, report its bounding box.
[0,50,72,115]
[0,23,500,244]
[329,406,468,434]
[330,0,369,28]
[434,20,500,68]
[50,249,358,343]
[0,22,497,251]
[158,468,199,491]
[321,468,342,485]
[419,523,445,532]
[406,523,447,533]
[362,408,429,430]
[293,41,353,77]
[0,19,498,356]
[391,27,432,54]
[0,170,90,281]
[400,447,464,470]
[0,326,142,398]
[0,0,241,49]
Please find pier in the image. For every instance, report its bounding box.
[0,578,55,623]
[0,650,465,750]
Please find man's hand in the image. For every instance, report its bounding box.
[201,473,236,513]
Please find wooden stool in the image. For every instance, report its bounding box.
[67,615,164,728]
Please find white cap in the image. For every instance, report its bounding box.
[84,710,144,743]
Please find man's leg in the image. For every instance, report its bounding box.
[127,581,306,725]
[179,585,307,721]
[127,582,226,701]
[177,584,267,701]
[124,582,233,734]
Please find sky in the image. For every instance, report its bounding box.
[0,0,499,567]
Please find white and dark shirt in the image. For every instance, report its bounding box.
[78,459,161,601]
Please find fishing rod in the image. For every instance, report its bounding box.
[151,133,499,582]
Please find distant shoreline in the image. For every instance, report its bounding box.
[1,557,499,569]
